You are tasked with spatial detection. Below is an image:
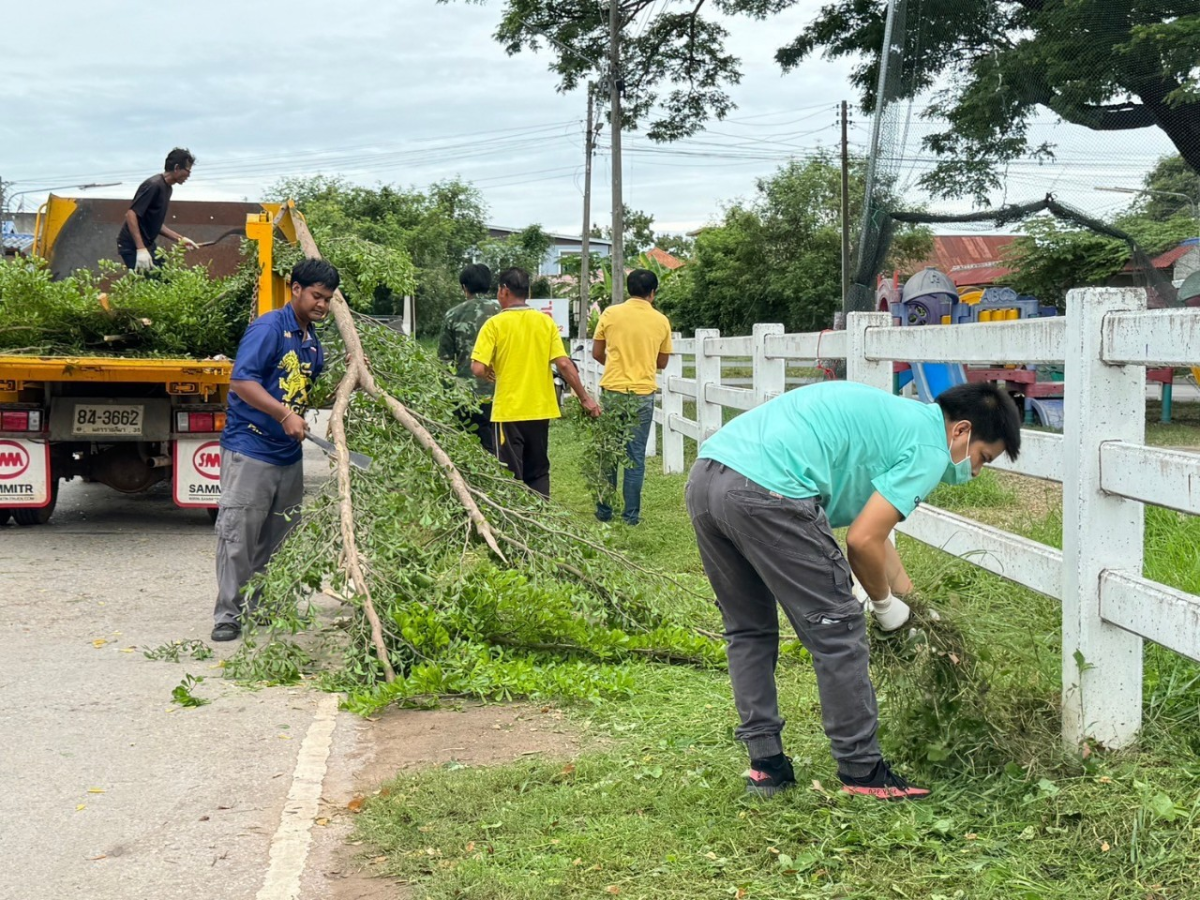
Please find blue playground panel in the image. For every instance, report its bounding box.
[911,362,967,404]
[1026,398,1064,430]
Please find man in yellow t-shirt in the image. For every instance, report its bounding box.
[590,268,673,525]
[472,267,601,498]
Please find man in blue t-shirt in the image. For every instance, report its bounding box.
[211,258,338,642]
[686,381,1021,800]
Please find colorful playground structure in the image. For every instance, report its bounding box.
[877,268,1191,428]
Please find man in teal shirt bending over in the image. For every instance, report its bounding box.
[686,381,1021,800]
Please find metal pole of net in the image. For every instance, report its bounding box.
[848,0,1198,315]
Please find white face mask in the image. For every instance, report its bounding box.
[940,427,973,485]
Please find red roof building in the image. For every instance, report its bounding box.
[644,247,684,270]
[912,235,1017,287]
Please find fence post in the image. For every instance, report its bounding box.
[660,336,685,474]
[753,323,786,407]
[845,312,892,391]
[1061,287,1146,750]
[694,328,722,444]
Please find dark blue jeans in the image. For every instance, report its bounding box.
[595,390,656,525]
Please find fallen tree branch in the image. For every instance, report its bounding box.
[287,208,505,563]
[328,355,395,682]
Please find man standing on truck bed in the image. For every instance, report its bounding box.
[116,147,199,271]
[211,258,339,642]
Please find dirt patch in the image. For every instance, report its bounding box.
[352,702,584,787]
[305,703,588,900]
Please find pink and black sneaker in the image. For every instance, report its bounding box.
[745,754,796,798]
[839,760,931,801]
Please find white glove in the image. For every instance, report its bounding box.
[870,593,912,632]
[134,248,154,271]
[179,236,198,250]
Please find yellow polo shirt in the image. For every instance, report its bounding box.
[471,307,567,422]
[594,298,673,395]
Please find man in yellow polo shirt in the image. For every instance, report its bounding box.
[472,267,601,498]
[591,268,673,525]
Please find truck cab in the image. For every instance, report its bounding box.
[0,196,299,525]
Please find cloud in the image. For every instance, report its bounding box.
[5,0,862,233]
[6,1,1172,235]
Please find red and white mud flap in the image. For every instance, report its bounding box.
[0,438,51,507]
[173,437,223,508]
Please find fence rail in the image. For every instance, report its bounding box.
[576,288,1200,750]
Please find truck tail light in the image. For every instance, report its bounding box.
[1,410,42,432]
[175,410,226,433]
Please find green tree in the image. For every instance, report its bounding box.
[661,154,931,334]
[1135,154,1200,222]
[655,232,695,260]
[269,176,489,335]
[478,225,556,297]
[778,2,1200,203]
[591,205,658,257]
[1003,209,1196,308]
[464,0,795,140]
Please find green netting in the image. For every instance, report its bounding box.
[850,0,1200,313]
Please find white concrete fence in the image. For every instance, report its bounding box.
[577,288,1200,750]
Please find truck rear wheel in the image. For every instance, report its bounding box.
[11,478,59,526]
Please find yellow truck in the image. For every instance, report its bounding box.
[0,196,301,525]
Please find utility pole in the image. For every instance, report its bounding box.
[840,101,851,312]
[579,85,596,340]
[608,0,625,307]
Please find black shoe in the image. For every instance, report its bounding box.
[211,622,241,642]
[745,754,796,798]
[839,759,931,801]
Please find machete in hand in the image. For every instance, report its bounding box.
[306,433,372,471]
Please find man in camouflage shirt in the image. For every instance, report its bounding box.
[439,263,501,452]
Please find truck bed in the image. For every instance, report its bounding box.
[0,355,232,401]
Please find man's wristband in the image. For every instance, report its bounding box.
[279,410,296,425]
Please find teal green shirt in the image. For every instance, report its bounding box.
[698,382,950,528]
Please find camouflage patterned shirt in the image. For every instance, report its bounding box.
[438,295,501,397]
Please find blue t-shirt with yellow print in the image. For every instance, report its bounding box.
[221,304,324,466]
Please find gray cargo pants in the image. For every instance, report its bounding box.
[213,449,304,627]
[685,458,881,777]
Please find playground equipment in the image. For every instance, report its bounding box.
[877,267,1191,428]
[877,268,1066,427]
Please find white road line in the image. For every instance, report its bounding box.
[256,693,340,900]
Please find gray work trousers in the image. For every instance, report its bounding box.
[685,458,881,777]
[213,449,304,626]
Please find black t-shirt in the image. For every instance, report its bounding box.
[116,174,173,251]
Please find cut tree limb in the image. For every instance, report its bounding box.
[283,208,508,682]
[327,353,395,681]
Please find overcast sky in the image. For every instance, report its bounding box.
[2,1,1180,236]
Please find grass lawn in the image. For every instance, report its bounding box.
[354,406,1200,900]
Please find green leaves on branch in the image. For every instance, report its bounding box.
[779,1,1200,203]
[480,0,794,141]
[0,246,259,358]
[573,392,643,510]
[228,319,722,711]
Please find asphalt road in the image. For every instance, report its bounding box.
[0,437,359,900]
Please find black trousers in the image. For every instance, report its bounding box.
[457,401,494,454]
[494,419,550,498]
